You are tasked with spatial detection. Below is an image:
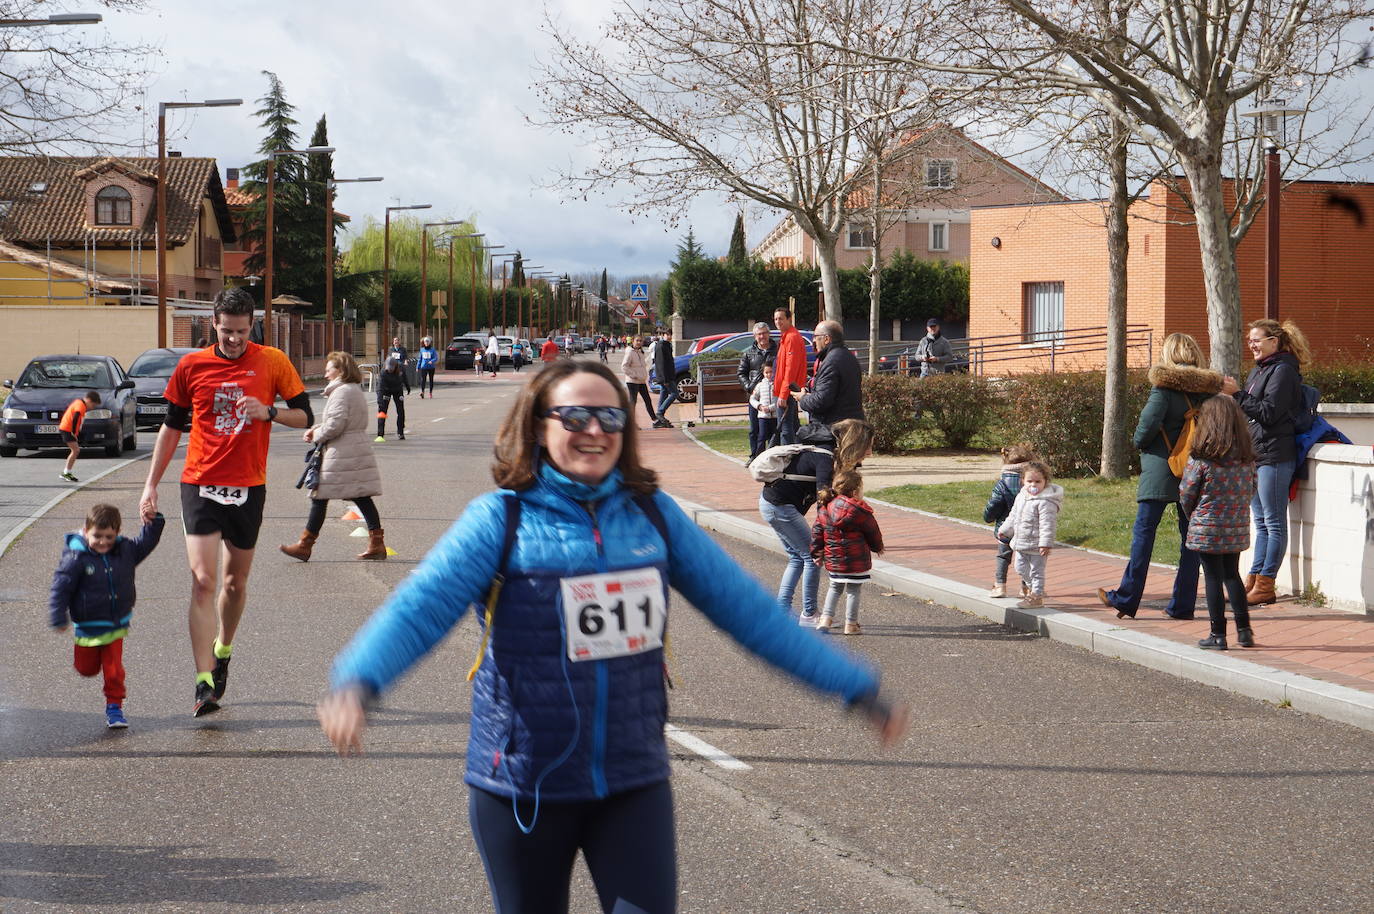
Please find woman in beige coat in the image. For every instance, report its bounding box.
[281,351,387,562]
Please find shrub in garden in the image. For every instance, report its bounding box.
[909,373,1002,448]
[1002,370,1151,477]
[1300,362,1374,404]
[861,373,919,452]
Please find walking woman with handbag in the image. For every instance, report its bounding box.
[281,351,387,562]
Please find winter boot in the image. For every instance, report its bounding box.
[280,530,318,562]
[1245,575,1277,606]
[357,528,388,561]
[1236,627,1256,648]
[1244,573,1256,593]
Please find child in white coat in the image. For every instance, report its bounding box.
[997,461,1063,608]
[749,363,779,449]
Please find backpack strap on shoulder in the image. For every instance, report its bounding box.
[467,494,522,682]
[632,492,671,554]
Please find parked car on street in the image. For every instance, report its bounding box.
[1,354,138,458]
[650,330,816,403]
[126,347,199,429]
[445,335,485,370]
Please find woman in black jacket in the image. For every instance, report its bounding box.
[1221,319,1310,606]
[375,357,410,441]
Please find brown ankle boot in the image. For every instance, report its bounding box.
[280,530,317,562]
[1244,573,1256,593]
[357,528,387,560]
[1245,574,1277,606]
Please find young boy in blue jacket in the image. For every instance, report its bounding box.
[49,503,164,728]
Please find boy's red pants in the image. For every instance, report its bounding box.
[73,638,125,704]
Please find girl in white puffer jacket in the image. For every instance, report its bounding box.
[997,461,1064,608]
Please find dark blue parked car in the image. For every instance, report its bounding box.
[2,354,138,458]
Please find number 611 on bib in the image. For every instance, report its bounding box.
[559,568,666,662]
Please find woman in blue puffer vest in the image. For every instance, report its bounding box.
[320,359,906,914]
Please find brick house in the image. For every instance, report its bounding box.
[751,126,1063,271]
[968,177,1374,370]
[0,154,235,305]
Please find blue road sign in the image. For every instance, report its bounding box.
[630,283,649,300]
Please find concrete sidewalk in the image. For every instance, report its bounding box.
[638,426,1374,733]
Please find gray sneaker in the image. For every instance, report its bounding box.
[798,612,818,627]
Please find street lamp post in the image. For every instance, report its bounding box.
[442,233,483,333]
[382,203,431,360]
[263,145,334,347]
[475,244,504,330]
[520,265,543,338]
[325,176,383,352]
[0,13,103,26]
[1243,98,1303,322]
[489,253,518,334]
[420,220,469,341]
[156,97,242,348]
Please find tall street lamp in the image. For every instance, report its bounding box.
[519,265,542,338]
[325,176,383,351]
[476,244,504,329]
[157,97,242,347]
[421,220,469,341]
[0,13,103,25]
[490,253,518,334]
[383,203,431,358]
[442,233,483,333]
[263,145,334,346]
[1242,98,1303,321]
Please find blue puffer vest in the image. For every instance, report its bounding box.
[332,463,879,804]
[48,514,165,640]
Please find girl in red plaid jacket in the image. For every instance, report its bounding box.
[810,468,884,635]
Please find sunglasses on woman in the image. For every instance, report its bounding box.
[544,406,628,433]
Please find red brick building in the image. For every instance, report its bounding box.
[968,177,1374,370]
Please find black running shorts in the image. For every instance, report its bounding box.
[180,483,267,550]
[60,431,77,444]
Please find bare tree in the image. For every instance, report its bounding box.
[533,0,941,322]
[0,1,156,154]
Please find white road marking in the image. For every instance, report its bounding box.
[664,724,752,771]
[431,417,447,423]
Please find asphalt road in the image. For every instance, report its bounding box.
[3,365,1373,913]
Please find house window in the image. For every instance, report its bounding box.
[929,221,949,252]
[95,185,132,225]
[926,159,955,189]
[846,222,875,249]
[1024,282,1065,345]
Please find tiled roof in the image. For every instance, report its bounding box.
[0,156,236,247]
[224,185,255,207]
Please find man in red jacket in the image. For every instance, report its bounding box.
[772,306,807,444]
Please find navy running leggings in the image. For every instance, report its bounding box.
[469,781,677,914]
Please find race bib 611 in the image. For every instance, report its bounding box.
[560,568,666,662]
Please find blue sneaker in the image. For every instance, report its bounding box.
[105,703,128,729]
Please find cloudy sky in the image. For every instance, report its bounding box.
[99,0,743,286]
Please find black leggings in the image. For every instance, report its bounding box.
[469,781,677,914]
[1198,551,1250,636]
[626,383,657,425]
[417,367,435,395]
[306,496,380,534]
[376,393,405,435]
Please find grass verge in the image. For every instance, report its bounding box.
[690,426,751,459]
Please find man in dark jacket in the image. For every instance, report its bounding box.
[652,332,679,428]
[737,322,775,457]
[799,321,864,427]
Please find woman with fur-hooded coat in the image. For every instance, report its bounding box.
[1098,333,1223,620]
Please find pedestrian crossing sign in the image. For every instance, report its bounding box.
[630,283,649,300]
[631,302,650,319]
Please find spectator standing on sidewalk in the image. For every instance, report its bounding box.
[798,320,864,429]
[748,364,779,454]
[1180,395,1257,651]
[912,318,953,377]
[281,351,387,563]
[772,307,808,444]
[1097,332,1220,620]
[997,461,1063,609]
[318,360,907,914]
[416,337,437,398]
[49,503,165,729]
[737,322,776,459]
[652,331,678,429]
[621,335,658,427]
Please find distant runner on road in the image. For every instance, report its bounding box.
[139,287,312,717]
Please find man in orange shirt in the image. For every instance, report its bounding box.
[58,390,101,482]
[772,306,808,445]
[140,287,312,717]
[540,336,560,366]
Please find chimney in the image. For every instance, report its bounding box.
[226,166,239,189]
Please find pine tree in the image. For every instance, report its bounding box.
[727,212,748,266]
[669,226,706,272]
[598,268,609,329]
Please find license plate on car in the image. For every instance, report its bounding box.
[138,404,167,415]
[36,425,58,434]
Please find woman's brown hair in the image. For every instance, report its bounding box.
[1249,319,1312,370]
[491,360,659,494]
[326,351,362,385]
[1000,442,1037,465]
[1190,394,1255,464]
[815,418,873,506]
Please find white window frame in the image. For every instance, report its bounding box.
[928,221,949,252]
[925,158,956,189]
[1023,281,1065,346]
[845,221,875,250]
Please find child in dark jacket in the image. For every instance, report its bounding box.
[983,444,1036,598]
[1179,396,1258,650]
[810,469,884,635]
[49,503,164,728]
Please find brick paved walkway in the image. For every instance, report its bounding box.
[639,426,1374,698]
